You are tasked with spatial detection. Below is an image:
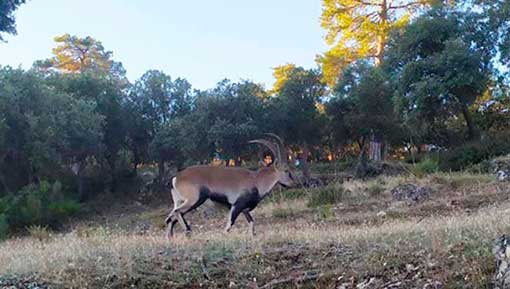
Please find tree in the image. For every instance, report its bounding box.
[269,65,326,182]
[129,70,195,184]
[318,0,435,86]
[387,8,490,142]
[0,0,26,41]
[327,62,402,163]
[0,67,103,197]
[34,34,126,80]
[194,80,265,166]
[50,72,128,192]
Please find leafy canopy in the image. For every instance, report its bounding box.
[318,0,435,86]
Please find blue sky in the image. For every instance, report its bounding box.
[0,0,328,90]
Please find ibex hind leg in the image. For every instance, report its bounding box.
[165,188,182,225]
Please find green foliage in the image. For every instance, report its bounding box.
[268,188,308,203]
[26,225,51,242]
[328,64,403,148]
[34,34,126,80]
[318,0,433,85]
[365,183,385,197]
[439,135,510,171]
[387,8,491,141]
[0,181,80,235]
[0,213,8,239]
[272,207,299,219]
[316,204,334,220]
[0,0,26,41]
[307,186,344,207]
[48,200,81,219]
[268,66,326,147]
[412,157,440,176]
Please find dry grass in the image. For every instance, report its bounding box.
[0,172,507,288]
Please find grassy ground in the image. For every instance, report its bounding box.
[0,172,508,288]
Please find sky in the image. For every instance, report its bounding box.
[0,0,328,90]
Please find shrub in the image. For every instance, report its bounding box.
[412,157,439,176]
[440,134,510,171]
[272,207,298,219]
[365,183,385,197]
[307,186,344,207]
[268,187,308,203]
[26,225,51,242]
[0,214,8,239]
[316,205,334,219]
[1,181,81,235]
[48,200,81,220]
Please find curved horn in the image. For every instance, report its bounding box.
[248,139,279,165]
[264,133,286,164]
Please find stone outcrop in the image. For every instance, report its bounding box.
[494,235,510,289]
[391,184,432,203]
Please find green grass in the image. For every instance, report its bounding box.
[307,185,344,207]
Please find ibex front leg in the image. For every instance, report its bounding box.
[224,205,243,233]
[243,211,255,236]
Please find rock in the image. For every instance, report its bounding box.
[391,184,431,203]
[0,277,48,289]
[494,235,510,289]
[487,157,510,181]
[497,170,510,182]
[356,277,383,289]
[376,211,387,218]
[304,177,325,188]
[423,280,442,289]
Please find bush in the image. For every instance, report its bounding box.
[440,134,510,171]
[48,200,81,220]
[0,214,8,239]
[26,225,51,242]
[307,186,344,207]
[268,187,308,203]
[0,181,81,235]
[272,207,298,219]
[365,183,385,197]
[412,157,439,176]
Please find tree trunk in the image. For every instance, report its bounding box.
[374,0,387,66]
[301,143,311,184]
[356,141,369,178]
[234,157,242,167]
[369,132,382,162]
[461,104,477,140]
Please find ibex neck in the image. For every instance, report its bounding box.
[255,168,279,197]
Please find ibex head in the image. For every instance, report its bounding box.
[249,133,295,188]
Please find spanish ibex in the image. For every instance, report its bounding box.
[165,134,295,238]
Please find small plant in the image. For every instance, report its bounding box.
[307,186,344,207]
[272,207,297,219]
[269,187,307,203]
[26,225,51,242]
[317,205,334,220]
[412,157,439,176]
[48,200,81,219]
[366,183,385,197]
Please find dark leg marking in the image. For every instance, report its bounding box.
[235,187,261,211]
[229,206,243,227]
[243,211,254,223]
[168,219,178,237]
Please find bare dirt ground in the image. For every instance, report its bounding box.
[1,172,509,288]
